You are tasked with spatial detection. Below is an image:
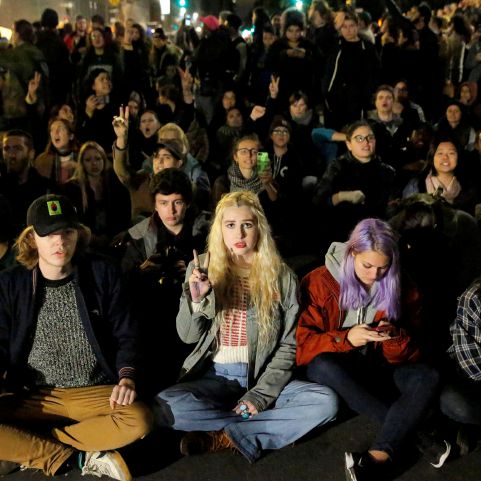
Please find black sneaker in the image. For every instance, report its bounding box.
[416,432,451,468]
[345,451,392,481]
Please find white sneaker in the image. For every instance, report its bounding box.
[81,451,132,481]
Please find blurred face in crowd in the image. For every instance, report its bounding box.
[50,120,72,151]
[270,126,290,148]
[309,10,326,28]
[262,31,276,48]
[76,17,87,33]
[234,139,259,172]
[222,91,236,110]
[131,27,141,41]
[155,193,187,231]
[226,108,243,128]
[433,141,457,175]
[271,14,281,30]
[2,135,33,176]
[340,19,359,42]
[127,100,140,118]
[92,72,111,96]
[446,104,462,127]
[82,147,104,177]
[346,126,376,163]
[139,112,160,138]
[90,29,105,49]
[394,81,409,102]
[290,97,308,119]
[285,25,302,44]
[58,104,75,124]
[375,90,394,115]
[152,33,167,48]
[153,148,182,174]
[460,85,472,105]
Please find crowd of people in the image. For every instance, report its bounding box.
[3,1,481,481]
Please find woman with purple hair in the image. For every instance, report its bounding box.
[296,218,441,481]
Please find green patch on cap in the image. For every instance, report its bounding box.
[47,200,62,216]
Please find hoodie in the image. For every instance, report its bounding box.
[325,242,379,329]
[296,243,420,366]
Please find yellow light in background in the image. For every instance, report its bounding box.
[0,27,12,41]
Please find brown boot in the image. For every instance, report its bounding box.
[180,431,236,456]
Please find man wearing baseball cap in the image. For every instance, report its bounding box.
[0,194,152,480]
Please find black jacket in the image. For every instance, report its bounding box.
[0,254,138,391]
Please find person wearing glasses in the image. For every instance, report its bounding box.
[312,120,395,248]
[212,134,278,218]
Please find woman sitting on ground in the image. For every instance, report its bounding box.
[152,190,338,462]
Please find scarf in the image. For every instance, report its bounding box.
[228,163,264,195]
[425,172,461,204]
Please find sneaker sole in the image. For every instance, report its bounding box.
[344,452,358,481]
[104,451,132,481]
[430,441,451,469]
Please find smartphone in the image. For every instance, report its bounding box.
[185,15,191,26]
[96,95,107,105]
[257,152,269,172]
[372,324,391,333]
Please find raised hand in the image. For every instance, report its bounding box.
[250,105,266,121]
[112,105,129,149]
[27,71,41,103]
[269,75,280,99]
[189,249,211,303]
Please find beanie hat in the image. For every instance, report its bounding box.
[27,194,80,237]
[269,115,292,135]
[200,15,220,32]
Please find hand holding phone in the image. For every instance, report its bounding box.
[257,152,269,173]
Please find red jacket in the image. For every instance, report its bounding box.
[296,266,421,366]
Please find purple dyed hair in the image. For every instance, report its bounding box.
[340,218,401,320]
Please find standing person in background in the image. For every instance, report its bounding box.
[153,191,338,462]
[322,7,380,130]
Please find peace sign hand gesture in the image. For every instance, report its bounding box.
[112,105,129,149]
[269,75,280,99]
[189,249,211,303]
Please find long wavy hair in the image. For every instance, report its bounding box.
[70,141,110,212]
[340,218,401,320]
[207,191,283,344]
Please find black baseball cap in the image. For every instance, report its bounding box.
[27,194,80,236]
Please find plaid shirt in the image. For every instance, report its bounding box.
[448,282,481,381]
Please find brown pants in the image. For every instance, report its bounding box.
[0,385,153,475]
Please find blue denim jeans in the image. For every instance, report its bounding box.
[306,352,440,457]
[153,362,338,462]
[440,377,481,426]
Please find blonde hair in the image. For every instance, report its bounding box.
[15,225,92,269]
[207,191,283,344]
[158,123,189,154]
[70,141,110,212]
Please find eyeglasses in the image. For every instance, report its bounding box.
[236,148,259,156]
[272,129,289,135]
[352,134,375,143]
